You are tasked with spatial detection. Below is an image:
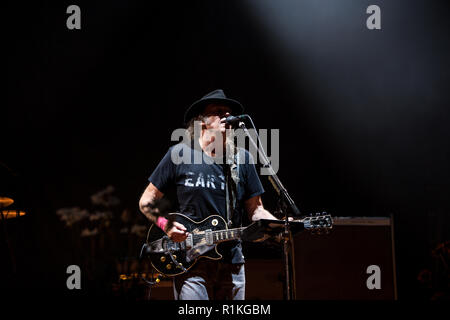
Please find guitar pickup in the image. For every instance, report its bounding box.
[149,239,165,253]
[205,229,213,245]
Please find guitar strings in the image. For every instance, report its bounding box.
[182,229,244,243]
[165,228,246,247]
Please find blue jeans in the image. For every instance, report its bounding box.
[173,260,245,300]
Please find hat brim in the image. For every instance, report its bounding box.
[184,98,244,125]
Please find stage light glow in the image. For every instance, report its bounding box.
[1,210,27,219]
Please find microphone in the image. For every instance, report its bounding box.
[224,114,247,125]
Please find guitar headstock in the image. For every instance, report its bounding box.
[302,212,333,234]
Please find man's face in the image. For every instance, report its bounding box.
[201,104,232,133]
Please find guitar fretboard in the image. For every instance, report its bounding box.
[212,227,245,243]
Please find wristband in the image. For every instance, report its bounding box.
[156,217,168,231]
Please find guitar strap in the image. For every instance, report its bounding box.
[225,148,240,227]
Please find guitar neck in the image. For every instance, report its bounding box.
[211,227,246,243]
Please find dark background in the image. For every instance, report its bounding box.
[3,0,449,300]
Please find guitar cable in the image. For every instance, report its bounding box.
[139,243,162,300]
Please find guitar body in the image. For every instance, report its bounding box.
[146,213,228,277]
[144,212,333,277]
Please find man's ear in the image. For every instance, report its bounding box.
[199,116,209,129]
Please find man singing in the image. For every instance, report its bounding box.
[139,89,278,300]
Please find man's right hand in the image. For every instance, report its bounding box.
[166,221,189,242]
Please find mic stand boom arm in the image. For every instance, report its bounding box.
[237,121,301,216]
[237,120,300,300]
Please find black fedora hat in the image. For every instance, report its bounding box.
[184,89,244,124]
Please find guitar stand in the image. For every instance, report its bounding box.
[237,116,302,300]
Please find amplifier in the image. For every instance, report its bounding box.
[293,216,397,300]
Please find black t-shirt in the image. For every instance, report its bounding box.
[148,141,265,263]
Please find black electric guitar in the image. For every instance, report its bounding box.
[144,212,333,277]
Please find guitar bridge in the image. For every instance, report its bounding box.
[185,233,193,249]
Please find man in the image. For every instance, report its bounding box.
[139,89,278,300]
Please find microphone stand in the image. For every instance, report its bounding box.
[235,118,301,300]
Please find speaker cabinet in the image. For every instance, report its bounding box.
[293,216,397,300]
